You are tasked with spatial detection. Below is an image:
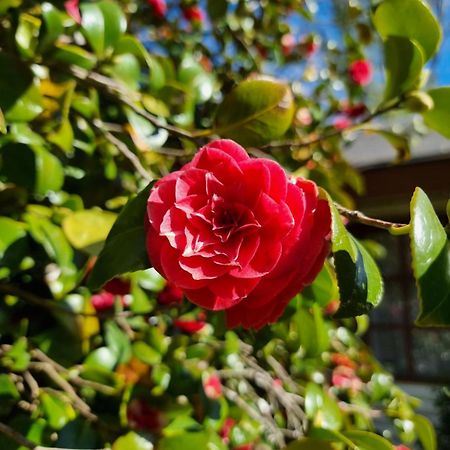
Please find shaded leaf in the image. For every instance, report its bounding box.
[383,36,424,101]
[214,77,294,146]
[423,87,450,139]
[412,414,437,450]
[88,183,153,291]
[342,431,394,450]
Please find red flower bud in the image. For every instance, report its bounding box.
[91,291,115,311]
[148,0,167,19]
[333,116,352,130]
[203,373,222,399]
[220,418,236,444]
[157,282,184,305]
[64,0,81,23]
[127,399,164,433]
[173,319,206,334]
[349,59,373,86]
[182,5,204,24]
[281,33,296,57]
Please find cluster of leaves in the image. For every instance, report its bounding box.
[0,0,449,449]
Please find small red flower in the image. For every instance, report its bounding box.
[203,373,222,399]
[157,282,184,305]
[233,445,254,450]
[281,33,296,57]
[104,278,131,296]
[127,399,164,433]
[324,299,340,315]
[395,446,411,450]
[220,418,236,444]
[64,0,81,23]
[91,292,115,311]
[182,5,204,24]
[333,116,352,130]
[332,366,363,391]
[173,319,206,334]
[305,40,319,57]
[148,0,167,19]
[341,101,367,118]
[349,59,373,86]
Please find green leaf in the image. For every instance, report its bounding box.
[305,383,343,431]
[327,199,384,317]
[207,0,228,21]
[0,217,26,260]
[110,53,141,89]
[178,55,215,103]
[0,53,43,122]
[422,87,450,139]
[308,428,357,449]
[51,43,97,70]
[0,108,5,133]
[113,431,154,450]
[410,188,450,326]
[39,3,64,51]
[48,120,74,154]
[80,0,126,58]
[84,346,118,371]
[105,321,132,364]
[133,341,161,365]
[383,36,424,101]
[282,438,335,450]
[88,183,153,291]
[1,337,30,371]
[301,262,339,307]
[25,213,78,297]
[373,0,442,61]
[214,77,294,146]
[15,12,41,58]
[412,414,437,450]
[296,304,329,357]
[62,209,117,255]
[40,391,76,430]
[342,431,394,450]
[0,374,20,399]
[159,431,226,450]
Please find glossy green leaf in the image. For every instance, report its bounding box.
[80,0,126,58]
[214,77,295,146]
[40,391,76,430]
[328,199,384,317]
[178,55,215,103]
[51,43,97,70]
[113,431,154,450]
[25,212,78,297]
[423,87,450,139]
[159,431,226,450]
[301,262,339,307]
[383,36,424,101]
[373,0,442,61]
[84,346,118,371]
[342,431,394,450]
[296,304,329,357]
[110,53,141,89]
[412,414,437,450]
[308,428,357,449]
[133,341,161,365]
[0,217,26,260]
[305,383,343,431]
[0,53,43,122]
[15,12,41,58]
[0,143,64,196]
[62,209,117,255]
[88,183,153,291]
[0,108,5,133]
[410,188,450,326]
[48,120,74,154]
[1,337,30,371]
[39,2,64,51]
[105,321,132,364]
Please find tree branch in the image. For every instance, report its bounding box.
[335,203,408,231]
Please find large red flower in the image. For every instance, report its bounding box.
[146,139,331,329]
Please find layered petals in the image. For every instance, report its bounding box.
[146,139,331,328]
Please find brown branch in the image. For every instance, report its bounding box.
[92,120,154,182]
[335,203,408,230]
[66,65,209,141]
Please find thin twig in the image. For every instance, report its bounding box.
[67,65,209,141]
[93,120,153,182]
[335,203,408,230]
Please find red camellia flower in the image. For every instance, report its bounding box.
[64,0,81,23]
[333,115,352,130]
[148,0,167,19]
[182,5,204,24]
[203,373,222,399]
[395,446,411,450]
[220,418,236,444]
[91,277,131,311]
[349,59,373,86]
[157,282,184,305]
[331,366,363,391]
[146,139,331,329]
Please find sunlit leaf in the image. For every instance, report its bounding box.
[423,87,450,139]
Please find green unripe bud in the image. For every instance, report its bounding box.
[403,91,434,113]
